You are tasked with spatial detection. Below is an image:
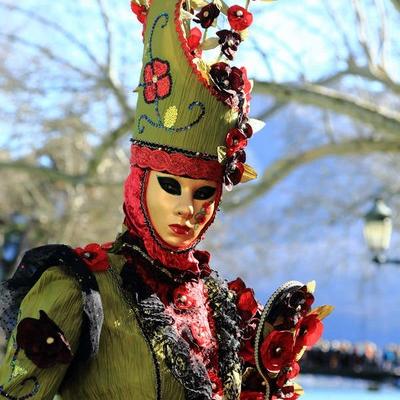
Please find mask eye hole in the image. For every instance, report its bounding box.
[193,186,216,201]
[157,176,181,195]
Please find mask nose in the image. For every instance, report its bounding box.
[175,204,194,219]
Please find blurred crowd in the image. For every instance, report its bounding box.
[301,340,400,379]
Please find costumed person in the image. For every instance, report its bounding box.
[0,1,333,399]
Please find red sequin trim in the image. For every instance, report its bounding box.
[130,144,223,181]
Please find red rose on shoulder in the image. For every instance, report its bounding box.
[74,243,110,272]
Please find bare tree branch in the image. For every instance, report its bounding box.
[0,161,84,184]
[223,138,400,212]
[0,33,97,80]
[0,2,102,69]
[390,0,400,12]
[86,115,136,177]
[254,81,400,137]
[95,0,113,74]
[352,0,374,65]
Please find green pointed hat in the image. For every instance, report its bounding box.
[130,0,268,187]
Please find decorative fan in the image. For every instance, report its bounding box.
[254,280,333,400]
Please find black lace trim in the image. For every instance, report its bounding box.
[204,272,242,399]
[118,257,242,400]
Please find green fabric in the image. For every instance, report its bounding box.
[0,254,185,400]
[133,0,237,156]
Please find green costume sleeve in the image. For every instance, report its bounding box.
[0,267,83,400]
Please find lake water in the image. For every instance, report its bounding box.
[300,375,400,400]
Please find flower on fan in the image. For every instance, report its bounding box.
[271,385,300,400]
[16,310,73,369]
[227,5,254,32]
[294,314,323,351]
[142,58,172,103]
[260,330,295,373]
[276,362,300,387]
[216,30,242,60]
[194,3,220,28]
[75,242,109,272]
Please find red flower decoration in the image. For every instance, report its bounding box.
[16,310,73,368]
[187,27,202,55]
[75,243,109,272]
[226,127,248,156]
[194,3,220,29]
[240,391,265,400]
[74,243,109,272]
[228,277,246,294]
[271,385,299,400]
[237,288,259,322]
[240,335,256,364]
[276,361,300,387]
[208,370,223,396]
[224,150,246,188]
[227,5,254,32]
[173,286,197,310]
[260,330,295,373]
[240,66,252,113]
[228,277,259,322]
[295,314,323,350]
[130,2,147,24]
[143,58,172,103]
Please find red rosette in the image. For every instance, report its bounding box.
[74,243,110,272]
[130,2,147,24]
[294,314,324,350]
[260,330,295,373]
[227,5,254,32]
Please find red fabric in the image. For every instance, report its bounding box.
[135,261,223,398]
[74,243,110,272]
[124,149,222,271]
[130,144,223,181]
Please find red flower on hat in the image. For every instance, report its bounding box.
[294,314,323,350]
[260,330,295,373]
[74,243,109,272]
[224,150,246,188]
[187,27,203,55]
[143,58,172,103]
[226,127,248,156]
[16,310,73,369]
[130,2,147,24]
[194,3,220,29]
[227,5,254,32]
